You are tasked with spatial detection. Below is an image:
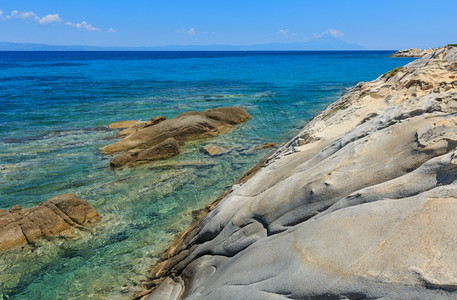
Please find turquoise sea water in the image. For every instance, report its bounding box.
[0,51,414,299]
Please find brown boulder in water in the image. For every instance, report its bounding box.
[110,138,182,168]
[103,107,250,154]
[0,194,100,252]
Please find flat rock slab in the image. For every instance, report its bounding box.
[0,194,100,251]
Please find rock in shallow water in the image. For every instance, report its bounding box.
[142,47,457,299]
[103,107,250,154]
[0,194,99,251]
[105,107,251,167]
[110,137,182,168]
[202,144,229,156]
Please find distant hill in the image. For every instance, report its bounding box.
[0,36,365,51]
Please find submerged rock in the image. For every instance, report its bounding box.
[0,194,99,251]
[105,107,251,167]
[202,144,229,156]
[142,47,457,299]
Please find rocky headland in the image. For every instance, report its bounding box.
[140,46,457,299]
[104,107,251,167]
[390,47,440,57]
[0,194,100,251]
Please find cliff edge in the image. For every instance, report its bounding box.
[143,46,457,299]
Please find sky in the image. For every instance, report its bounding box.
[0,0,456,49]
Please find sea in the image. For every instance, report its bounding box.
[0,51,414,299]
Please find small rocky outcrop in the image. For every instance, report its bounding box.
[105,107,250,167]
[110,138,182,168]
[0,194,100,251]
[202,144,229,156]
[142,47,457,299]
[390,47,439,57]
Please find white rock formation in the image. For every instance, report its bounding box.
[144,46,457,299]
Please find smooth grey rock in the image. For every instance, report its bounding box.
[145,47,457,299]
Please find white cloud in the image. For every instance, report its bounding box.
[278,29,289,36]
[3,8,111,32]
[39,14,61,24]
[176,27,196,35]
[187,28,195,35]
[315,28,344,38]
[8,10,37,20]
[65,21,101,31]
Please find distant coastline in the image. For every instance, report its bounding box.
[0,36,366,51]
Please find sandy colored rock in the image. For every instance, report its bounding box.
[143,47,457,299]
[110,138,182,168]
[202,144,229,156]
[117,116,167,137]
[0,194,100,251]
[108,120,142,129]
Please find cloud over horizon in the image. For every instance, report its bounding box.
[1,9,109,32]
[278,29,289,36]
[277,29,296,37]
[39,14,62,24]
[315,28,344,38]
[65,21,101,32]
[176,27,196,35]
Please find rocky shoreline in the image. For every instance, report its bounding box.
[390,47,440,57]
[140,46,457,299]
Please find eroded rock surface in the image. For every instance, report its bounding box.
[0,194,100,251]
[143,47,457,299]
[105,107,250,167]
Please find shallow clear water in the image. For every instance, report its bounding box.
[0,51,414,299]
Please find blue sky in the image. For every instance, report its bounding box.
[0,0,456,49]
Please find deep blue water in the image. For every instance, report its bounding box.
[0,51,414,299]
